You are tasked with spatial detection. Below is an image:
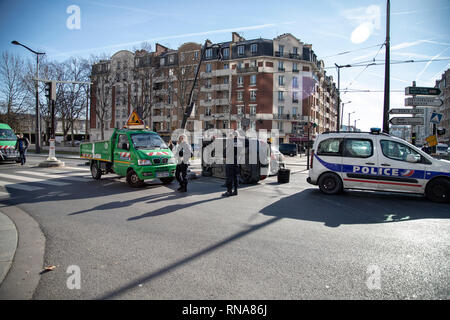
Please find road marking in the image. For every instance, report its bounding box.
[16,171,88,182]
[62,166,90,171]
[0,173,70,187]
[0,180,44,192]
[41,169,90,177]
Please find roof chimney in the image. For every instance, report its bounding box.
[232,32,245,43]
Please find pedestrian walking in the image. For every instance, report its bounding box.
[15,133,29,165]
[222,132,241,197]
[174,134,192,193]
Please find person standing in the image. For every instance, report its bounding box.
[15,133,29,165]
[174,134,192,193]
[222,132,240,197]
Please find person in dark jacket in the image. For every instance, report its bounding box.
[222,132,241,197]
[15,133,29,165]
[173,134,192,193]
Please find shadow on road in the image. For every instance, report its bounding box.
[259,188,450,227]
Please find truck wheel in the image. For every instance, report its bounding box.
[126,170,144,188]
[425,178,450,203]
[91,161,102,180]
[160,177,174,185]
[318,172,343,195]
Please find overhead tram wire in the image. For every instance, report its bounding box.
[324,58,450,69]
[321,43,386,59]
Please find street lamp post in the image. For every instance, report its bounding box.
[354,119,360,132]
[11,40,45,153]
[340,101,351,131]
[348,111,355,131]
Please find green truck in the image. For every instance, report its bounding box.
[80,128,177,187]
[0,123,20,162]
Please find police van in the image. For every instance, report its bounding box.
[307,128,450,203]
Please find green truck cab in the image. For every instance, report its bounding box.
[80,128,176,187]
[0,123,20,162]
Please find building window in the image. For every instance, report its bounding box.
[238,46,245,55]
[278,61,284,71]
[278,91,284,101]
[207,92,212,101]
[250,91,256,101]
[292,77,298,88]
[237,61,243,69]
[293,47,298,54]
[194,51,199,60]
[206,48,212,59]
[279,45,284,56]
[169,55,175,64]
[250,44,258,53]
[160,58,165,66]
[293,107,298,116]
[293,62,299,72]
[223,48,229,58]
[250,60,257,68]
[237,106,243,115]
[278,75,284,86]
[205,108,212,116]
[205,78,211,88]
[237,91,243,102]
[250,74,256,85]
[117,61,121,69]
[292,91,298,102]
[223,77,229,84]
[277,121,283,131]
[223,63,229,69]
[250,105,256,115]
[237,76,243,87]
[206,63,212,73]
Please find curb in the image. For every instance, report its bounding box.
[0,206,45,300]
[0,211,18,288]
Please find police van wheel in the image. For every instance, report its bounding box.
[318,173,343,195]
[127,170,144,188]
[425,178,450,203]
[91,161,102,180]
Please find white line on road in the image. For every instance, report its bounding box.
[0,173,70,187]
[16,171,88,182]
[0,181,44,192]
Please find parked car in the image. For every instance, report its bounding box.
[279,143,298,156]
[269,146,286,176]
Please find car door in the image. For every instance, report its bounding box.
[340,136,379,191]
[377,138,427,193]
[114,134,132,176]
[314,136,344,180]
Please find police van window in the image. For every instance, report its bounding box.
[317,138,342,156]
[380,140,421,162]
[343,139,373,158]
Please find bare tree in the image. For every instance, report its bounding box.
[0,52,31,130]
[93,73,112,140]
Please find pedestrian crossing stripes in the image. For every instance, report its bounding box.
[0,180,43,192]
[0,172,72,187]
[16,171,88,182]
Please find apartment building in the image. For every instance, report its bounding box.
[89,32,338,145]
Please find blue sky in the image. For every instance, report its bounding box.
[1,0,449,131]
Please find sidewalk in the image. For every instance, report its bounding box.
[0,211,18,288]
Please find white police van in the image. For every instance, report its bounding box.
[307,128,450,203]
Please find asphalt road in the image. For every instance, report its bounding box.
[0,155,449,300]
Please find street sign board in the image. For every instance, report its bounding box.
[389,108,424,115]
[405,97,443,107]
[425,135,438,147]
[430,112,443,124]
[389,117,424,125]
[405,87,441,96]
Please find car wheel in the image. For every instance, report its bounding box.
[160,177,174,185]
[90,161,102,180]
[318,172,343,195]
[425,178,450,203]
[126,170,144,187]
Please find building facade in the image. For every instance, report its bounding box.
[89,33,338,144]
[436,69,450,144]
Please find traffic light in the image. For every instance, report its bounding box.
[411,132,416,146]
[44,81,56,101]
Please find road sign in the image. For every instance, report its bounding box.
[405,97,443,107]
[430,112,443,124]
[125,110,145,129]
[405,87,441,96]
[389,108,424,115]
[425,135,438,147]
[389,117,424,125]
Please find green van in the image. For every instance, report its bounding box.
[0,123,20,162]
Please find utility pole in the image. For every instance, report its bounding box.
[335,64,351,132]
[382,0,391,133]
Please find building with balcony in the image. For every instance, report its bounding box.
[89,32,338,145]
